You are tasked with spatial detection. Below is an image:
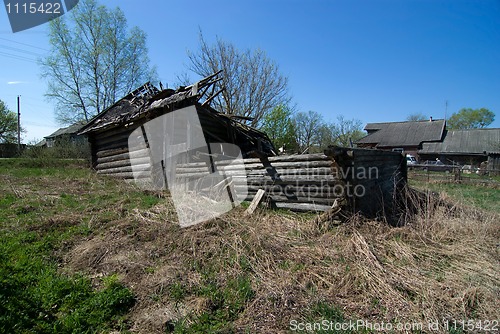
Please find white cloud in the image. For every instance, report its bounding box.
[7,81,27,85]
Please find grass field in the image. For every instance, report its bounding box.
[1,159,499,333]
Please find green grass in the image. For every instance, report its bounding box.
[169,270,255,333]
[0,220,135,333]
[410,179,500,212]
[0,158,163,333]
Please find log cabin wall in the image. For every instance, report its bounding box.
[175,147,408,225]
[92,122,151,180]
[88,105,275,182]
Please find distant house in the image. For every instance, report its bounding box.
[356,118,446,158]
[419,128,500,165]
[44,121,87,148]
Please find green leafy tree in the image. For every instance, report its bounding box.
[447,108,495,129]
[40,0,157,124]
[0,100,22,143]
[259,105,297,152]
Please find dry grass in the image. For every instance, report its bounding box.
[61,186,499,333]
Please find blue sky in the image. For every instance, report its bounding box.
[1,0,499,142]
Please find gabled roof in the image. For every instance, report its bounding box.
[44,120,87,139]
[357,119,446,147]
[419,128,500,155]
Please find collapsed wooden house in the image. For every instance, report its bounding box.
[79,72,409,225]
[176,146,408,225]
[78,72,277,179]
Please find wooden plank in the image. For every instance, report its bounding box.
[237,193,337,205]
[244,189,266,216]
[274,202,332,212]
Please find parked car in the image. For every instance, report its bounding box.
[406,154,418,165]
[416,160,459,173]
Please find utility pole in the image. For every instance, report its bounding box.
[17,95,21,153]
[445,100,448,121]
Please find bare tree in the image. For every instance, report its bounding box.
[406,113,427,121]
[40,0,156,125]
[186,32,290,127]
[330,115,365,147]
[293,110,324,153]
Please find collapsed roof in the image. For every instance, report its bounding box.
[78,71,276,157]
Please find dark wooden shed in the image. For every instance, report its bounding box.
[78,73,276,180]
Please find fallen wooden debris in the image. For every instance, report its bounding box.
[244,189,266,216]
[311,198,344,226]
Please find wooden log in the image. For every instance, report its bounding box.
[93,123,137,141]
[234,185,346,198]
[244,189,266,216]
[97,163,151,175]
[217,160,333,171]
[97,156,151,170]
[215,153,329,165]
[220,167,333,177]
[96,147,129,158]
[97,148,150,164]
[176,162,209,168]
[94,130,135,146]
[175,167,211,174]
[232,175,338,183]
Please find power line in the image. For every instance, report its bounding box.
[0,37,49,52]
[0,51,38,63]
[23,120,57,128]
[0,44,44,57]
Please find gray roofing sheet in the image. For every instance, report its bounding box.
[420,128,500,155]
[357,119,445,147]
[44,121,87,139]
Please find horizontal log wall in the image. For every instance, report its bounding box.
[175,153,343,212]
[91,121,152,181]
[174,148,407,220]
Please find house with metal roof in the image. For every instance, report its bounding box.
[418,128,500,165]
[43,120,87,148]
[356,118,446,158]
